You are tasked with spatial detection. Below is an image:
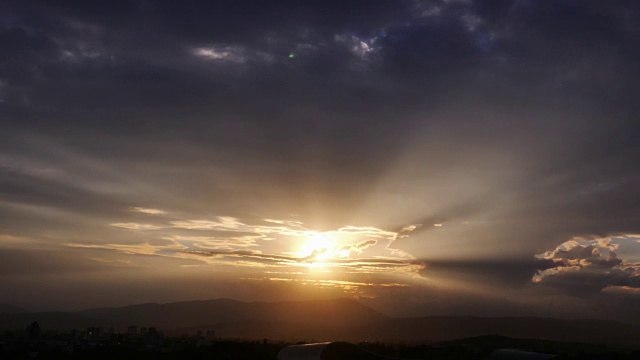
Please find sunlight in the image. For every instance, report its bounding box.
[305,261,328,271]
[299,232,336,261]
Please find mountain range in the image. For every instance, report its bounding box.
[0,298,638,347]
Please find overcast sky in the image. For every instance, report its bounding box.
[1,0,639,320]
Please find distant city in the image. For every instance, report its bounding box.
[2,320,221,355]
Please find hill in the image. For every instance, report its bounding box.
[0,298,638,347]
[78,297,387,330]
[377,316,640,346]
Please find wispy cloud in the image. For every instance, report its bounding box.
[66,241,186,256]
[163,235,261,250]
[183,249,424,274]
[130,207,166,215]
[170,217,245,230]
[110,223,163,230]
[192,46,247,63]
[338,239,377,257]
[242,277,410,293]
[93,210,427,289]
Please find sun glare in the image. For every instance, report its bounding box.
[299,232,335,261]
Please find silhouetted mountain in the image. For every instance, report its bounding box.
[77,297,386,330]
[0,299,638,347]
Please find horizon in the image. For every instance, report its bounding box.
[3,296,640,325]
[3,294,640,327]
[2,296,639,348]
[1,1,640,323]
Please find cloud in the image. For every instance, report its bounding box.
[96,209,426,286]
[300,248,328,262]
[163,235,260,250]
[415,256,556,288]
[182,248,423,275]
[533,236,640,295]
[130,207,166,215]
[113,210,416,261]
[391,224,422,242]
[66,241,186,256]
[170,217,245,230]
[263,218,304,227]
[334,33,380,59]
[182,249,301,266]
[603,286,640,295]
[242,277,410,294]
[110,223,163,230]
[192,46,248,63]
[338,239,377,257]
[460,13,483,32]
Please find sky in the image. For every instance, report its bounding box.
[1,0,640,320]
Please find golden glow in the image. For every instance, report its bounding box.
[298,232,336,261]
[338,249,351,258]
[305,261,328,271]
[103,211,426,290]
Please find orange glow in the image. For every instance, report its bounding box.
[298,232,336,261]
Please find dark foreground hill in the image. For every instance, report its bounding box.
[376,316,640,347]
[0,298,638,347]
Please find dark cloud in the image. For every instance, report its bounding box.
[538,267,640,297]
[420,257,556,287]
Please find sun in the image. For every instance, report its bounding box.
[299,232,335,261]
